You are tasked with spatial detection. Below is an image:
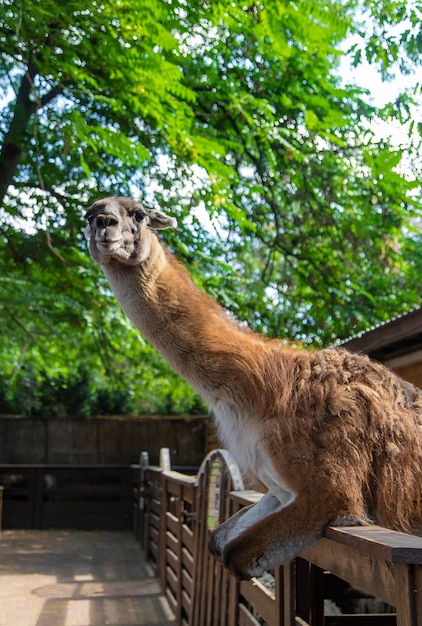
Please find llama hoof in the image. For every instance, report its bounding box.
[222,540,265,580]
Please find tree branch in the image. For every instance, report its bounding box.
[39,84,65,109]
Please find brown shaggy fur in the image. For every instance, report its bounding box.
[85,197,422,579]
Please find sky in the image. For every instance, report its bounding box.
[344,60,418,145]
[336,18,421,148]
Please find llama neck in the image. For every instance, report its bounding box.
[102,241,267,407]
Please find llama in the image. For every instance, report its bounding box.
[85,196,422,580]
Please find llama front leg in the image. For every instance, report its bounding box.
[209,492,285,558]
[221,496,340,580]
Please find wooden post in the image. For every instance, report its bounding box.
[158,471,167,588]
[414,565,422,626]
[283,561,296,626]
[137,451,149,546]
[394,563,417,626]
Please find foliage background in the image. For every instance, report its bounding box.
[0,0,421,415]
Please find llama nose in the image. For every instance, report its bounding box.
[96,214,118,229]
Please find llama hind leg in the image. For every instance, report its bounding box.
[221,495,342,580]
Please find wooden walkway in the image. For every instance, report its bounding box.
[0,530,176,626]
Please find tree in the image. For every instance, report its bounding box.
[0,0,421,414]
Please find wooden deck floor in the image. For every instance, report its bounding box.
[0,530,176,626]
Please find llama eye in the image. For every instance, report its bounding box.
[135,211,146,222]
[86,211,94,223]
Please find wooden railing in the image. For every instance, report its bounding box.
[136,449,422,626]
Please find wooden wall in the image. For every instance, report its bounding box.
[389,358,422,390]
[341,307,422,390]
[0,414,207,467]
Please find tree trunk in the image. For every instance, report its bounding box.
[0,64,37,208]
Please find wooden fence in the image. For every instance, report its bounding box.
[136,449,422,626]
[0,464,135,529]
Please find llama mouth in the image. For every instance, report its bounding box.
[96,239,122,253]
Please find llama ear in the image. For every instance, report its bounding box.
[147,209,178,230]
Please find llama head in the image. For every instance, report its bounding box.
[84,197,177,265]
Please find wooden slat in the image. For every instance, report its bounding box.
[149,541,157,562]
[166,547,178,573]
[238,603,262,626]
[227,576,239,626]
[182,588,192,615]
[240,578,275,625]
[205,549,215,626]
[166,511,179,535]
[218,568,231,626]
[182,567,193,596]
[182,525,194,553]
[150,499,161,515]
[165,530,178,554]
[149,521,159,539]
[166,564,178,595]
[150,526,159,544]
[213,556,223,626]
[166,586,177,614]
[182,546,194,574]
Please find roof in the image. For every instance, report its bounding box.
[341,307,422,362]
